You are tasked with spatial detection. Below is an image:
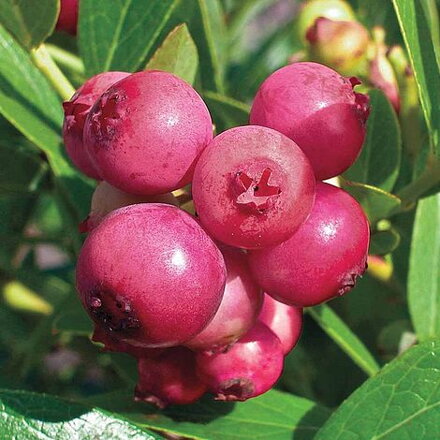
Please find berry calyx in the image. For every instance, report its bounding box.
[63,71,130,179]
[192,125,316,249]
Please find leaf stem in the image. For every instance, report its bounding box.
[397,155,440,209]
[45,44,85,76]
[30,44,75,101]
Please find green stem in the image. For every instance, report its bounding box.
[397,155,440,209]
[45,43,85,75]
[30,44,75,101]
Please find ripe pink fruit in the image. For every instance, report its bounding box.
[80,181,178,232]
[63,71,130,179]
[56,0,78,35]
[192,125,316,249]
[249,182,370,307]
[135,347,207,408]
[250,62,370,180]
[258,294,303,355]
[196,322,284,401]
[76,203,226,348]
[83,70,213,195]
[185,247,263,352]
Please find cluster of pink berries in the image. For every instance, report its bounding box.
[64,62,370,407]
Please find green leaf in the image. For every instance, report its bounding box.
[0,24,93,248]
[307,305,380,377]
[87,388,330,440]
[203,91,250,131]
[370,228,401,255]
[0,0,58,49]
[0,389,162,439]
[393,0,440,157]
[178,0,225,92]
[315,340,440,440]
[0,143,48,194]
[79,0,179,76]
[408,193,440,341]
[146,24,198,85]
[344,89,401,192]
[341,179,402,224]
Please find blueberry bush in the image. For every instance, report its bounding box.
[0,1,439,439]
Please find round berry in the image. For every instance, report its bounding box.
[135,347,207,408]
[63,71,130,179]
[83,70,213,195]
[192,125,316,249]
[250,62,370,180]
[258,294,303,355]
[185,247,262,353]
[249,182,370,307]
[196,322,284,401]
[80,181,178,232]
[76,203,226,348]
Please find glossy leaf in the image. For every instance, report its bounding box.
[0,24,93,245]
[180,0,225,92]
[370,228,401,255]
[0,389,162,439]
[341,179,402,224]
[79,0,179,76]
[88,388,331,440]
[393,0,440,156]
[344,89,401,192]
[408,193,440,341]
[203,91,250,130]
[0,0,58,49]
[146,24,198,85]
[315,340,440,439]
[307,305,380,377]
[0,143,47,193]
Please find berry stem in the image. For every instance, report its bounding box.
[397,154,440,210]
[307,305,380,377]
[45,44,85,76]
[31,44,75,101]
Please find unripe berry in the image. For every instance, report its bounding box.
[258,294,303,355]
[250,62,370,180]
[80,181,178,232]
[192,125,316,249]
[196,322,284,401]
[76,204,226,348]
[297,0,355,43]
[135,347,207,408]
[248,182,370,307]
[83,70,213,195]
[63,72,130,179]
[185,247,263,353]
[306,18,370,76]
[56,0,78,35]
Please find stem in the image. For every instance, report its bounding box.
[397,155,440,209]
[31,44,75,101]
[45,43,85,75]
